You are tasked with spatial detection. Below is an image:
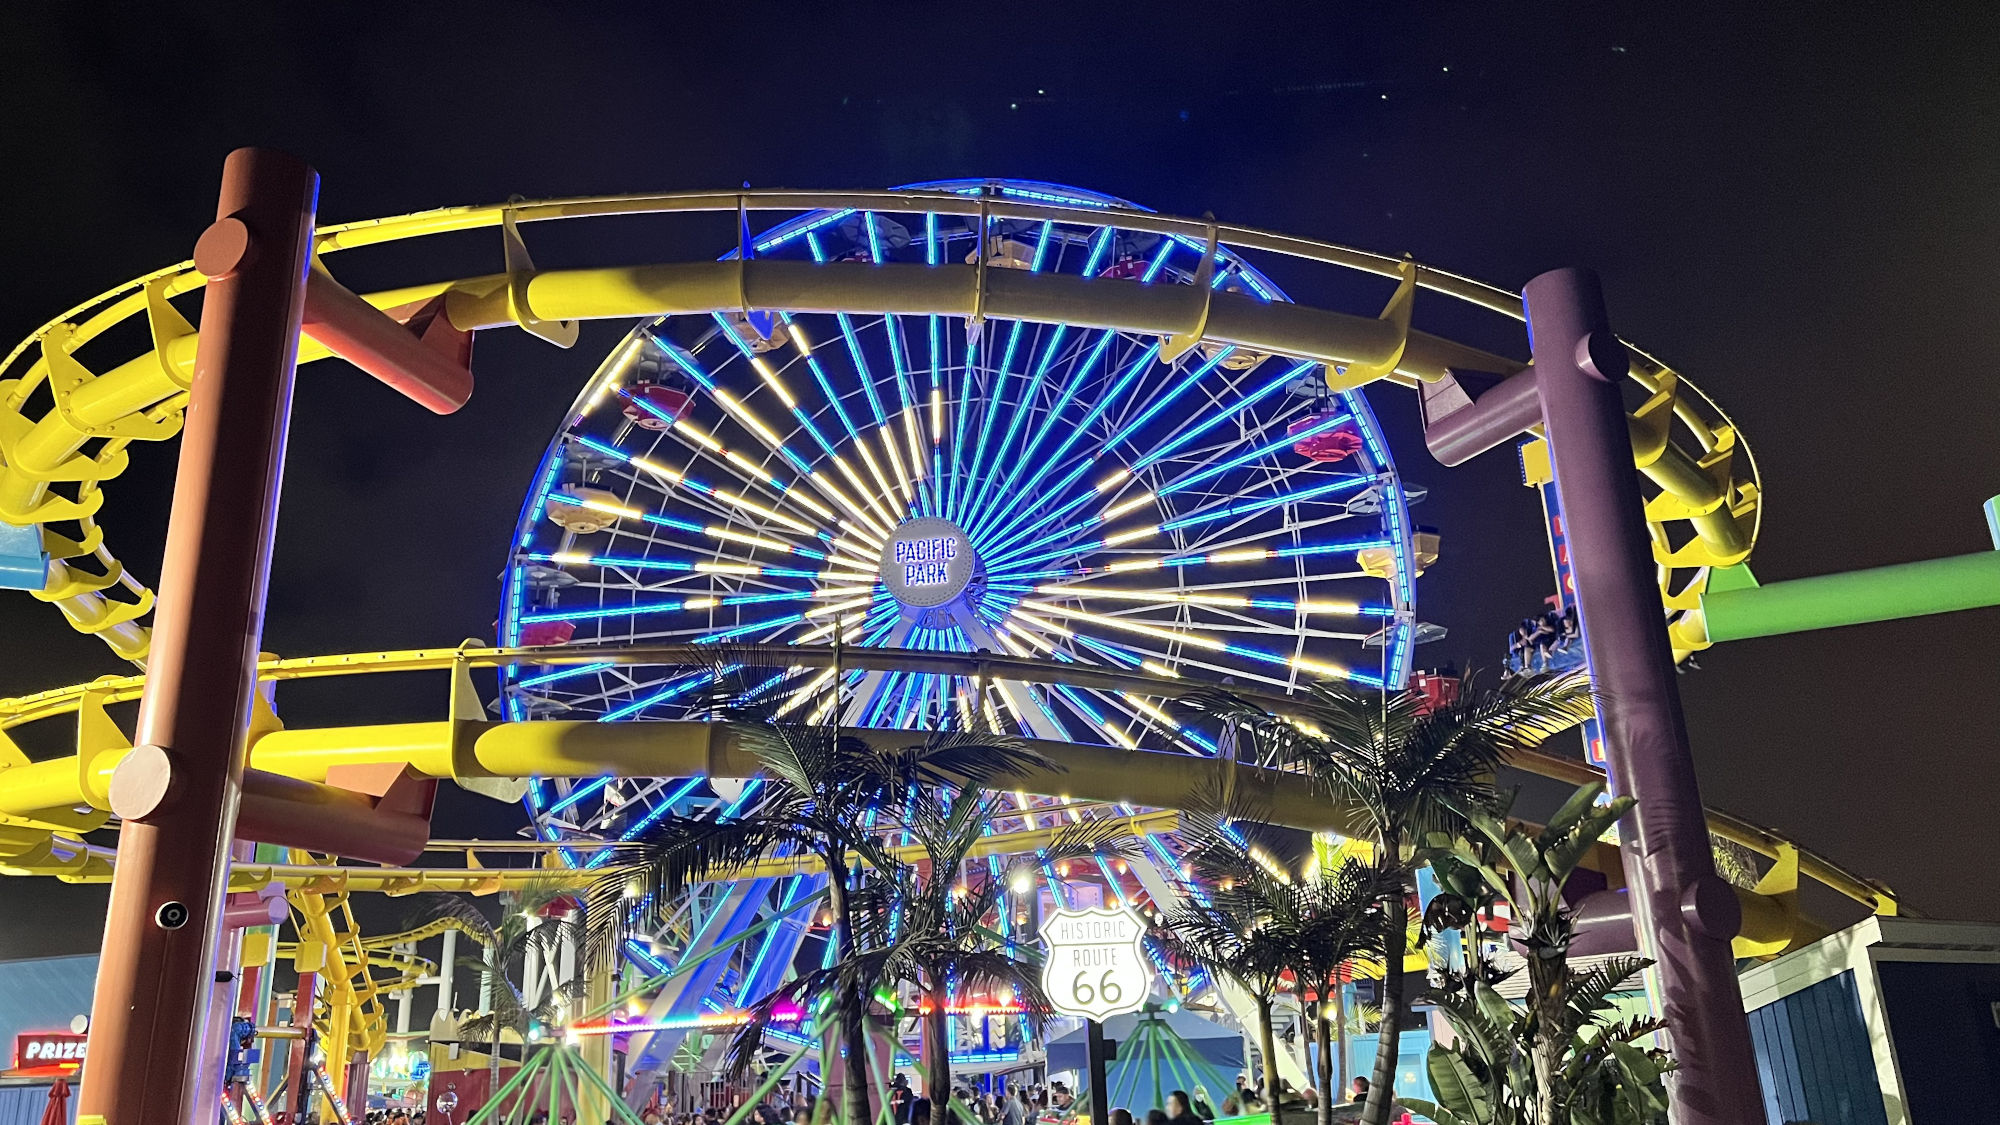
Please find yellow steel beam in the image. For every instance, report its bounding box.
[205,809,1187,895]
[0,189,1755,665]
[0,643,1891,915]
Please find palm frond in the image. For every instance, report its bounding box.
[721,969,834,1079]
[1565,955,1652,1031]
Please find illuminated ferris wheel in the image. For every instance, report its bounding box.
[497,179,1423,852]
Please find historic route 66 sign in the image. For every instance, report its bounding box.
[1040,905,1153,1020]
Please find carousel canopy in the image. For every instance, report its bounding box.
[1048,1009,1246,1113]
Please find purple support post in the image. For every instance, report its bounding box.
[1525,268,1762,1123]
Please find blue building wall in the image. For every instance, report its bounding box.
[0,954,95,1124]
[1874,959,2000,1123]
[1333,1028,1433,1107]
[0,955,96,1053]
[1746,970,1887,1125]
[0,1083,77,1125]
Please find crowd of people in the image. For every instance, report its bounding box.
[327,1068,1394,1125]
[876,1070,1391,1125]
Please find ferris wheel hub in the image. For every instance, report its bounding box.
[880,516,978,610]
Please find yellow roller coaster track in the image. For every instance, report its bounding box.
[0,644,1895,930]
[0,189,1757,665]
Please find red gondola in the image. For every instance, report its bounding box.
[1288,413,1365,462]
[518,621,576,647]
[622,383,693,430]
[1097,257,1149,281]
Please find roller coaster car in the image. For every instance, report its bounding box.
[622,382,695,430]
[518,621,575,647]
[1289,412,1366,463]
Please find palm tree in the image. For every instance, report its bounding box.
[1152,821,1300,1111]
[1195,671,1594,1125]
[865,790,1131,1109]
[586,692,1050,1125]
[1275,858,1401,1125]
[415,883,588,1098]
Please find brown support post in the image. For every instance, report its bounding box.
[78,148,318,1125]
[1525,268,1762,1122]
[286,974,318,1119]
[346,1049,370,1117]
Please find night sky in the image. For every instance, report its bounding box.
[2,2,1996,958]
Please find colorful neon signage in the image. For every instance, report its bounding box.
[14,1032,86,1067]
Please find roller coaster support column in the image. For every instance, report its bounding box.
[438,926,460,1024]
[80,148,318,1125]
[1525,268,1761,1124]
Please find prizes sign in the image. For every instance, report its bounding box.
[14,1031,87,1067]
[1040,906,1152,1020]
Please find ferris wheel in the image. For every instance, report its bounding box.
[496,179,1423,856]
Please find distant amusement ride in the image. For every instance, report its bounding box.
[3,162,1990,1125]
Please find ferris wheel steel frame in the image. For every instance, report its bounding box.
[496,182,1428,883]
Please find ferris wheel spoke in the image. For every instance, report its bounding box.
[944,333,982,523]
[980,354,1320,560]
[1145,412,1356,506]
[1013,598,1372,685]
[989,623,1199,753]
[962,329,1024,509]
[576,436,833,540]
[1011,613,1296,692]
[511,661,617,692]
[1092,611,1375,643]
[967,325,1122,536]
[777,314,869,460]
[923,213,948,448]
[706,319,911,538]
[1073,682,1218,756]
[538,559,819,595]
[521,585,851,627]
[546,490,829,564]
[1127,359,1319,476]
[548,667,693,712]
[804,234,892,430]
[647,340,820,483]
[958,320,1089,535]
[1024,580,1392,625]
[969,337,1164,551]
